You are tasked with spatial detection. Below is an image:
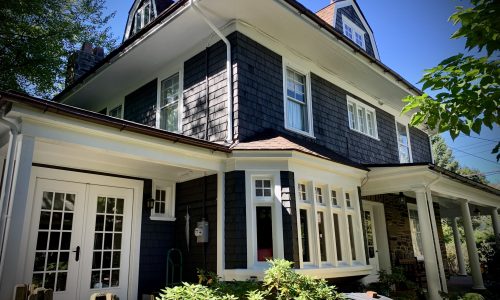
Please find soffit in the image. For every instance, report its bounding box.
[63,0,414,113]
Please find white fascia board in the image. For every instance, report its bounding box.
[9,106,226,172]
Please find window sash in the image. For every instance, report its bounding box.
[397,123,411,163]
[317,212,327,262]
[256,206,273,262]
[299,209,310,263]
[286,68,309,132]
[160,73,180,132]
[343,24,353,39]
[355,32,364,48]
[408,208,424,259]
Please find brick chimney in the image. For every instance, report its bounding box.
[66,42,105,86]
[316,1,336,26]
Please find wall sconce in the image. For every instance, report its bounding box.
[399,192,406,205]
[473,207,481,216]
[146,198,155,210]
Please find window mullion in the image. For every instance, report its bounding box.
[308,183,320,266]
[326,184,336,266]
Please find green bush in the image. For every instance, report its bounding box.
[157,259,344,300]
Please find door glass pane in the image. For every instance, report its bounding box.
[364,211,375,258]
[90,196,124,288]
[333,213,342,261]
[317,212,327,262]
[32,191,76,292]
[256,206,273,261]
[299,209,310,262]
[348,215,356,260]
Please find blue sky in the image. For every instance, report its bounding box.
[104,0,500,184]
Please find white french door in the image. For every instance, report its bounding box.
[27,178,133,300]
[363,204,379,283]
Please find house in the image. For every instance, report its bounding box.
[0,0,498,299]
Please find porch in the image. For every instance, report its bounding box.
[362,164,500,300]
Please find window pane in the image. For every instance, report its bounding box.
[298,184,307,201]
[256,207,273,261]
[299,209,310,262]
[135,13,142,31]
[333,213,342,261]
[315,187,323,204]
[345,193,351,208]
[144,5,150,25]
[317,212,327,262]
[348,103,356,130]
[409,208,424,258]
[161,75,180,106]
[255,180,272,198]
[397,123,410,163]
[343,24,353,39]
[286,68,308,132]
[355,32,364,47]
[348,215,356,260]
[160,105,178,132]
[330,190,338,206]
[357,107,366,134]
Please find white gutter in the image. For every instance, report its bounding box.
[190,0,233,144]
[0,114,20,281]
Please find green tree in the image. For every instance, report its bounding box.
[0,0,117,97]
[402,0,500,160]
[431,135,489,184]
[432,135,460,172]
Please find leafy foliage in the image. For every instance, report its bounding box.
[402,0,500,160]
[431,135,489,184]
[157,259,344,300]
[0,0,117,97]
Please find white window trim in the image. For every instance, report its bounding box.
[156,67,184,133]
[150,180,176,221]
[342,15,366,50]
[407,203,424,261]
[246,172,284,269]
[134,0,155,35]
[108,104,123,119]
[282,60,315,138]
[395,120,413,163]
[347,95,379,140]
[295,181,364,269]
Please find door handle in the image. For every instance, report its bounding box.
[73,246,80,262]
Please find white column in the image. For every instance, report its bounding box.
[492,208,500,250]
[425,189,448,293]
[460,201,485,290]
[451,217,467,276]
[415,189,442,300]
[0,135,35,300]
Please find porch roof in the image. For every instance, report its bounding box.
[362,163,500,210]
[0,90,231,153]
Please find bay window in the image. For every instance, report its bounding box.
[347,96,378,139]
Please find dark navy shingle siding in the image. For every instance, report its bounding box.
[410,127,432,163]
[138,179,176,296]
[280,171,300,267]
[124,79,158,126]
[224,171,247,269]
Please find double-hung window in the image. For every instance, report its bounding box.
[347,96,378,138]
[160,73,181,132]
[285,66,312,135]
[397,122,411,163]
[253,178,274,262]
[342,16,366,50]
[150,181,175,221]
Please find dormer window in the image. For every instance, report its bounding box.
[342,16,366,50]
[133,1,155,35]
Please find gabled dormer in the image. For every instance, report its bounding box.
[124,0,175,41]
[316,0,380,60]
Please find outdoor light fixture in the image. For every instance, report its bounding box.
[399,192,406,205]
[146,198,155,209]
[473,207,481,216]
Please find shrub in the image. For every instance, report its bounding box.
[157,259,344,300]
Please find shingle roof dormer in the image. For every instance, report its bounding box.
[124,0,175,41]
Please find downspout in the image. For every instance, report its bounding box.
[424,173,445,292]
[0,112,20,281]
[190,0,233,144]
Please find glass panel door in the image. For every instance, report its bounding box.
[80,185,133,300]
[28,179,87,300]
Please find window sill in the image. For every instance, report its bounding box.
[284,126,315,139]
[149,215,176,222]
[348,128,379,141]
